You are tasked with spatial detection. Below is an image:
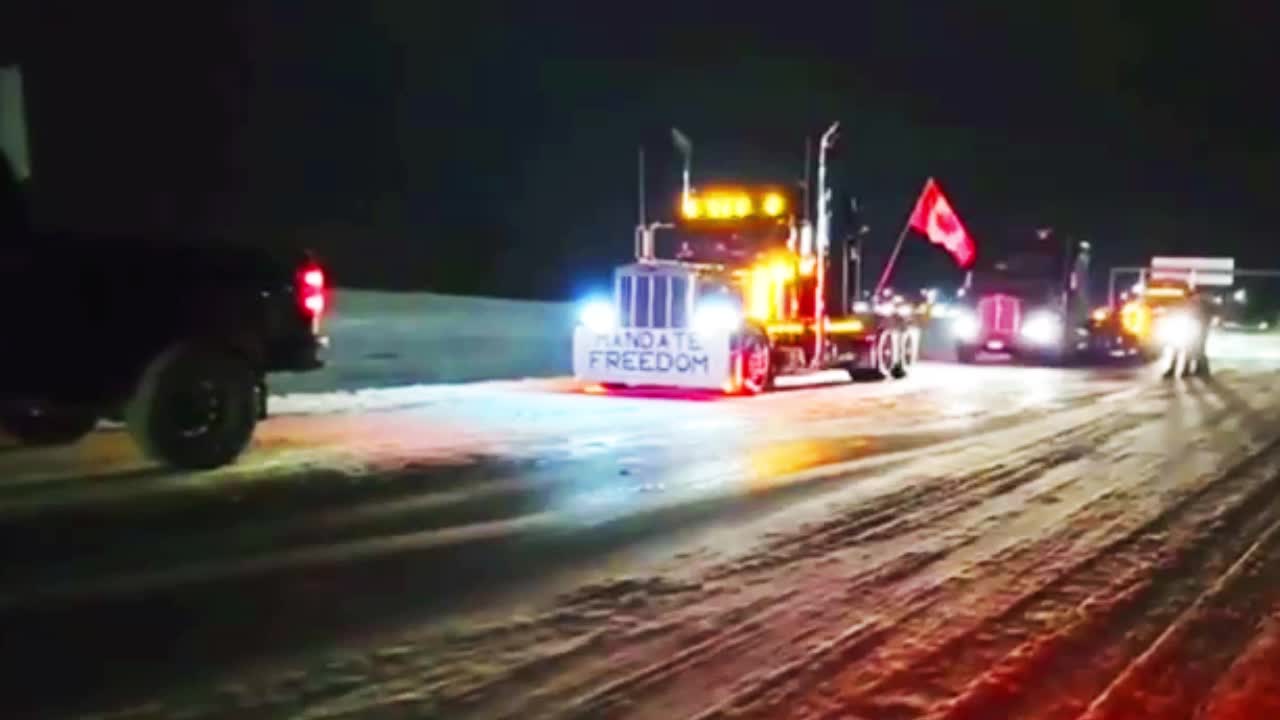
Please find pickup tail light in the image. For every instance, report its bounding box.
[298,263,327,327]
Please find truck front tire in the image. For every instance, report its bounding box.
[0,406,98,446]
[739,326,774,394]
[125,343,258,470]
[892,329,917,378]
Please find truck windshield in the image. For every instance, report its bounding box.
[657,224,790,267]
[970,251,1065,300]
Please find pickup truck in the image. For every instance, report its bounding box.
[0,65,326,469]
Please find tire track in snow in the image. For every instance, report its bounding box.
[1074,517,1280,719]
[688,433,1176,720]
[528,397,1153,719]
[296,382,1170,720]
[691,381,1280,720]
[111,375,1257,720]
[284,400,1135,720]
[707,406,1134,580]
[922,438,1280,720]
[1196,602,1280,719]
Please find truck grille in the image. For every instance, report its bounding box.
[617,270,692,329]
[978,294,1021,336]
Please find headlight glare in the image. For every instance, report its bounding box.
[579,299,617,334]
[952,310,979,341]
[1020,311,1063,345]
[693,299,743,334]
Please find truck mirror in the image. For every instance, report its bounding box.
[0,66,31,182]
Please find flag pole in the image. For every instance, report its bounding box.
[874,213,913,298]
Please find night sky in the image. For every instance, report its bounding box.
[7,3,1280,301]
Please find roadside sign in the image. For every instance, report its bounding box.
[1150,256,1234,287]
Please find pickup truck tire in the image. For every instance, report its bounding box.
[125,343,258,470]
[0,406,98,446]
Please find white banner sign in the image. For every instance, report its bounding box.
[573,327,732,389]
[1150,256,1235,287]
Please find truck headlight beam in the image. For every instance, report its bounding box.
[693,300,743,335]
[952,311,979,342]
[579,299,617,334]
[1020,311,1063,346]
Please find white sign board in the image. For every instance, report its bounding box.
[1150,256,1234,287]
[573,327,732,390]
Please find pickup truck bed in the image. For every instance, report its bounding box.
[0,236,328,469]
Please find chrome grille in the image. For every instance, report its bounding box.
[616,268,692,329]
[978,294,1021,335]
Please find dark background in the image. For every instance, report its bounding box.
[5,3,1279,301]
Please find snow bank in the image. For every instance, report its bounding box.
[268,288,955,394]
[269,290,576,394]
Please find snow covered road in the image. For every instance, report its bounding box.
[3,337,1280,719]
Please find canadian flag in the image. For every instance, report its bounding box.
[908,178,976,268]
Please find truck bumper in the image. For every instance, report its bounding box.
[267,334,327,373]
[573,326,733,390]
[967,334,1087,362]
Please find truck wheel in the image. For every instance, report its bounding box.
[125,343,258,470]
[0,406,98,446]
[740,327,774,394]
[892,329,917,378]
[878,331,899,380]
[956,344,977,364]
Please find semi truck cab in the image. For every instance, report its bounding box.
[952,231,1093,364]
[573,138,920,395]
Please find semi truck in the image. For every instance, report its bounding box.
[950,229,1139,363]
[572,126,919,394]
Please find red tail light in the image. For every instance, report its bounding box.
[298,263,327,320]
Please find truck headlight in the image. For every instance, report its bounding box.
[952,310,979,342]
[693,299,743,334]
[1020,311,1063,345]
[579,299,617,334]
[1155,312,1200,349]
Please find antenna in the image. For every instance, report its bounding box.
[637,145,646,227]
[802,136,812,222]
[816,122,839,252]
[671,128,693,204]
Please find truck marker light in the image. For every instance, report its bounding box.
[768,322,806,334]
[825,319,864,333]
[682,196,701,219]
[762,192,786,217]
